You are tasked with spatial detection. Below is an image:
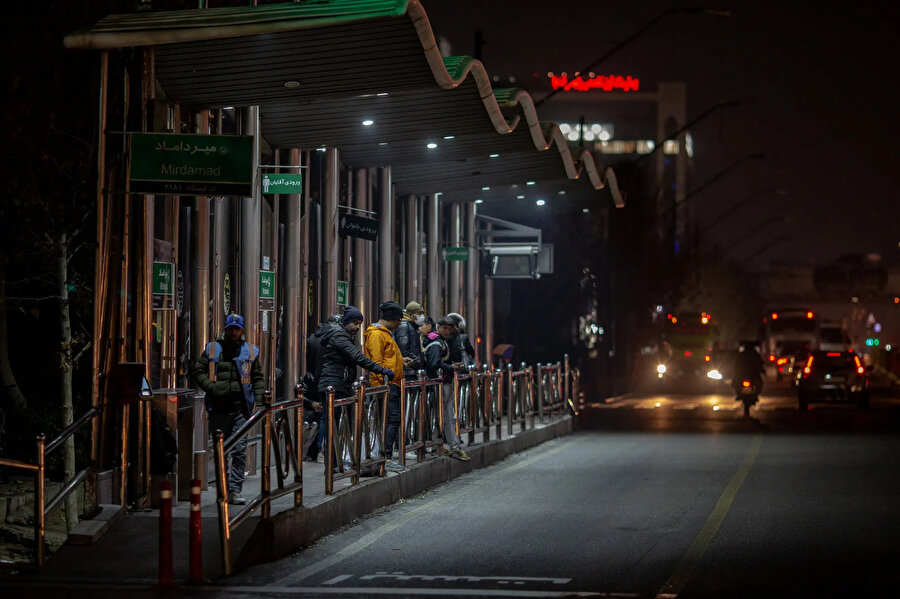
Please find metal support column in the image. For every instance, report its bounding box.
[299,150,310,370]
[465,201,477,339]
[449,203,462,313]
[282,148,302,404]
[378,167,393,304]
[239,106,261,342]
[192,110,211,365]
[426,193,440,316]
[483,223,494,368]
[404,195,419,303]
[353,168,369,317]
[323,148,340,314]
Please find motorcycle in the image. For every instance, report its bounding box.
[735,377,761,417]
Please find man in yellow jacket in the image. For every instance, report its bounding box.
[363,301,406,471]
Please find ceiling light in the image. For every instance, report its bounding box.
[582,208,590,213]
[559,124,571,134]
[378,142,388,146]
[598,130,611,141]
[482,186,490,191]
[376,92,389,97]
[489,153,500,158]
[475,198,484,204]
[516,195,525,199]
[316,147,326,152]
[558,190,566,195]
[443,135,455,140]
[284,80,300,88]
[362,119,374,126]
[426,142,438,149]
[222,106,234,110]
[536,199,546,206]
[526,181,536,186]
[591,124,602,134]
[583,131,595,141]
[567,131,579,141]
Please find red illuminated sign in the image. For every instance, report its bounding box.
[549,73,640,92]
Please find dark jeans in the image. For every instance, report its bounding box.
[209,411,247,493]
[383,385,402,459]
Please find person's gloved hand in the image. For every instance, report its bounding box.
[382,368,395,382]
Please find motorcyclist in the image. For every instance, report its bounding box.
[732,340,764,400]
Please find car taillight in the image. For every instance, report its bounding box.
[776,357,789,366]
[742,380,751,388]
[803,355,814,375]
[769,354,776,362]
[704,355,711,362]
[684,350,692,357]
[853,355,864,375]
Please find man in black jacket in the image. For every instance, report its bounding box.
[395,301,425,379]
[316,306,395,399]
[447,312,476,367]
[193,314,265,505]
[303,314,341,462]
[424,317,470,461]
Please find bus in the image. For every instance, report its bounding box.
[655,312,719,386]
[760,309,818,379]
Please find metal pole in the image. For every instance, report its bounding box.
[449,203,462,313]
[283,148,302,404]
[323,150,339,315]
[426,194,440,316]
[404,195,418,303]
[353,168,368,317]
[294,384,304,506]
[465,201,477,338]
[212,195,226,327]
[240,106,261,343]
[192,110,211,367]
[261,390,272,518]
[213,430,231,575]
[299,150,311,371]
[91,52,109,464]
[325,387,335,495]
[378,168,393,303]
[35,434,46,567]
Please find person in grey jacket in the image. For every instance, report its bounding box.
[394,301,426,379]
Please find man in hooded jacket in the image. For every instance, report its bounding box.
[303,313,341,462]
[363,301,406,471]
[447,312,476,367]
[317,306,394,399]
[394,301,425,379]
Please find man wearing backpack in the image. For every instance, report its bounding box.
[193,314,265,505]
[424,316,470,461]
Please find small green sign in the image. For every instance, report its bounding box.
[337,280,349,307]
[262,173,304,194]
[442,246,469,261]
[152,262,175,310]
[130,133,253,197]
[259,270,275,311]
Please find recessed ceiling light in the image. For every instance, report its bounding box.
[475,198,484,204]
[536,199,546,206]
[443,135,455,140]
[516,195,525,199]
[426,142,438,149]
[378,142,388,146]
[558,190,566,195]
[376,92,389,97]
[526,181,536,186]
[284,80,300,88]
[316,147,326,152]
[582,208,590,213]
[489,153,500,158]
[222,106,234,110]
[362,119,374,126]
[482,186,490,191]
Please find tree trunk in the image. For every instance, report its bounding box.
[0,253,28,410]
[58,232,79,531]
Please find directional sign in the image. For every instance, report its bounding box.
[261,173,304,194]
[337,280,349,307]
[442,246,469,261]
[259,270,275,312]
[339,213,379,241]
[152,262,175,310]
[130,133,253,197]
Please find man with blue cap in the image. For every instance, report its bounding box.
[193,314,265,505]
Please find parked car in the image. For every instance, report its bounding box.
[796,350,869,410]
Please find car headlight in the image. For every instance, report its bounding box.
[707,369,723,380]
[657,364,667,374]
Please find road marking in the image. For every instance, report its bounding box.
[193,585,631,597]
[273,440,574,587]
[655,434,763,599]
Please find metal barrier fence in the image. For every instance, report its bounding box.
[400,373,443,465]
[507,364,535,435]
[454,367,474,440]
[468,366,503,443]
[360,381,390,476]
[536,362,565,421]
[213,389,303,575]
[0,407,98,568]
[324,385,362,496]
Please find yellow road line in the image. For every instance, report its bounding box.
[655,434,764,599]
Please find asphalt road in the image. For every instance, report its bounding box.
[11,382,900,598]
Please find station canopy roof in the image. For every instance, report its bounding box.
[65,0,623,207]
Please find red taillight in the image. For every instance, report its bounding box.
[742,380,751,388]
[826,352,841,357]
[704,355,711,362]
[776,357,789,365]
[684,350,692,357]
[857,367,865,374]
[769,354,776,362]
[772,313,778,320]
[854,355,864,375]
[803,355,814,375]
[807,311,814,319]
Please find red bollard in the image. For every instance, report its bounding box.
[188,478,203,585]
[158,481,174,587]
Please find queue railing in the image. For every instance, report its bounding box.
[470,365,503,443]
[359,380,390,476]
[454,367,475,440]
[0,407,99,568]
[507,364,535,435]
[536,362,565,421]
[324,384,362,496]
[400,372,443,464]
[213,388,304,575]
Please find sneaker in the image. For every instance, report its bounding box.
[448,449,471,462]
[302,456,316,463]
[385,459,406,472]
[227,491,247,505]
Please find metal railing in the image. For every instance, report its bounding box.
[213,389,304,575]
[507,363,535,435]
[399,372,443,464]
[0,407,99,568]
[469,365,503,443]
[454,367,475,440]
[359,381,389,475]
[324,385,362,496]
[536,362,565,421]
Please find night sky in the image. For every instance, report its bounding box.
[423,0,900,269]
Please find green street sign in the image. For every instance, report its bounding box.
[129,133,253,197]
[259,270,275,311]
[152,262,175,310]
[262,173,304,194]
[337,280,349,307]
[442,246,469,261]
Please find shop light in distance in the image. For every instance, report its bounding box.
[536,199,546,206]
[426,142,438,149]
[361,119,374,126]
